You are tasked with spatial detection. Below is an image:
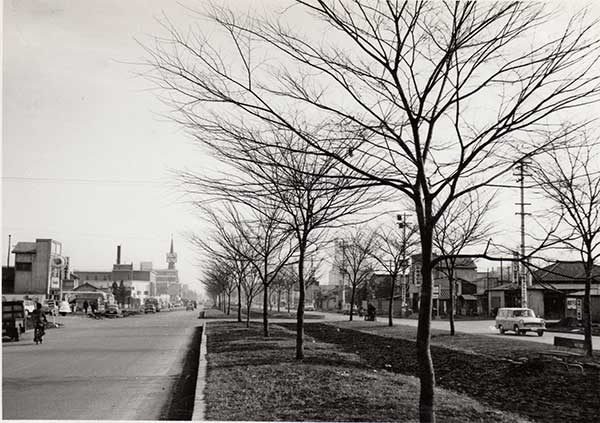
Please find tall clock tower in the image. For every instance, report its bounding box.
[166,235,177,270]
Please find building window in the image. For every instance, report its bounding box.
[15,262,32,271]
[143,291,148,295]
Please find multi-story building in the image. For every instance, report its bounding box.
[11,238,67,299]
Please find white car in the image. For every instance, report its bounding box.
[305,304,315,311]
[495,307,545,336]
[58,301,71,316]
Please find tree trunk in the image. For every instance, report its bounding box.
[277,290,281,313]
[388,274,396,327]
[296,244,306,359]
[287,288,291,314]
[417,224,436,423]
[246,301,251,328]
[227,291,231,315]
[237,280,242,323]
[349,283,356,321]
[263,284,270,337]
[449,271,455,336]
[584,256,594,357]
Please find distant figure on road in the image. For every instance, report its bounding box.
[365,303,377,321]
[91,302,97,314]
[83,300,89,315]
[31,303,47,345]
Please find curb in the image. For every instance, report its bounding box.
[192,321,208,421]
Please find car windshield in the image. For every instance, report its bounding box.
[514,309,534,317]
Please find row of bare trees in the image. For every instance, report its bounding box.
[144,2,600,421]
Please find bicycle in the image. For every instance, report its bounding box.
[33,323,45,345]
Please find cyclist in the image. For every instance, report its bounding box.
[31,303,47,345]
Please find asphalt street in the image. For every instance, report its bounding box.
[314,311,600,349]
[2,309,202,420]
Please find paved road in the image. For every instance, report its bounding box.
[310,311,600,349]
[2,310,202,420]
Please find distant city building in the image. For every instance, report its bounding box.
[140,261,153,271]
[155,236,180,297]
[73,245,156,305]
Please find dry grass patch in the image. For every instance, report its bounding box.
[204,321,528,422]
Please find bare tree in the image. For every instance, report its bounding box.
[531,139,600,356]
[197,203,296,337]
[372,220,419,326]
[240,268,262,327]
[335,226,377,320]
[145,2,600,420]
[432,192,494,335]
[181,130,382,357]
[191,206,256,323]
[200,271,224,310]
[233,206,297,337]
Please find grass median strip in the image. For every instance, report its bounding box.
[204,321,529,422]
[296,321,600,423]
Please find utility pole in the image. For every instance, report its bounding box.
[514,159,531,307]
[397,213,409,316]
[7,234,11,267]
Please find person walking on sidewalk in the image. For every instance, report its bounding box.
[83,300,89,315]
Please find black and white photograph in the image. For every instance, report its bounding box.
[2,1,600,422]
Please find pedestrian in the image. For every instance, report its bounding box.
[90,301,96,315]
[31,303,47,345]
[83,300,89,315]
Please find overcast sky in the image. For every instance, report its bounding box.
[3,1,600,295]
[2,0,223,293]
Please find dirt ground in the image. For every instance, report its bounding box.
[288,322,600,423]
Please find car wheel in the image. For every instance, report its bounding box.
[537,330,544,337]
[498,325,505,335]
[514,325,520,335]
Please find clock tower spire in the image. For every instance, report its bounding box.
[166,234,177,270]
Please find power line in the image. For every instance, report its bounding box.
[2,176,167,185]
[487,168,600,189]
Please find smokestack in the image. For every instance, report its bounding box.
[117,245,121,265]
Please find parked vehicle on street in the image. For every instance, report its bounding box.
[58,301,71,316]
[105,304,121,317]
[144,304,156,314]
[2,301,26,341]
[144,298,162,312]
[305,303,315,311]
[495,307,545,336]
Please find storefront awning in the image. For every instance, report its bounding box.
[460,294,477,301]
